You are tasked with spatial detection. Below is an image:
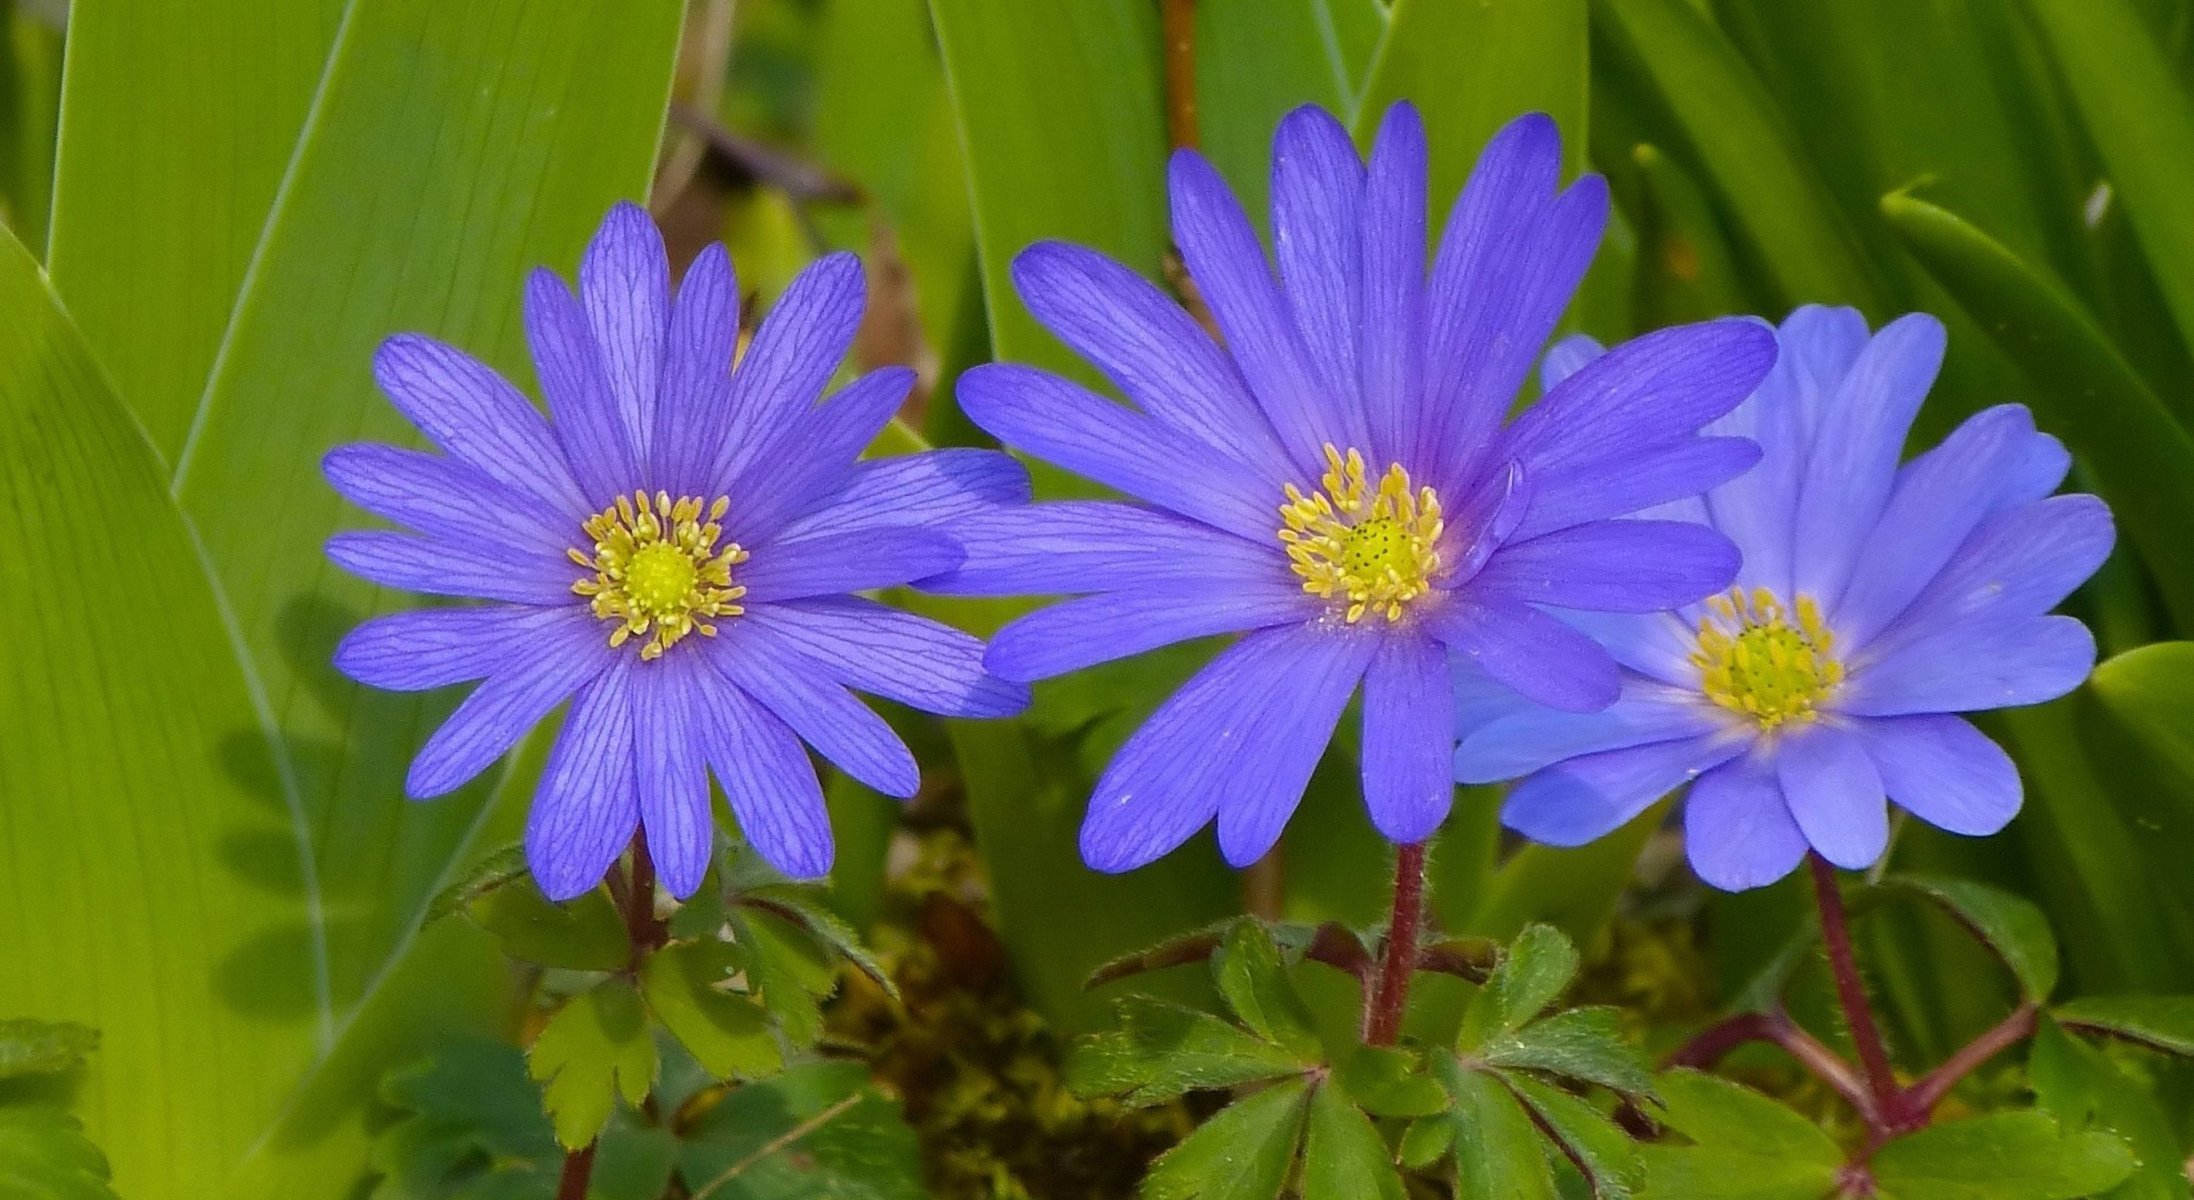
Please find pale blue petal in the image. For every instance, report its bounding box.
[653,242,740,497]
[1501,734,1742,846]
[1360,102,1428,468]
[634,655,713,898]
[1271,105,1367,417]
[1455,678,1720,783]
[335,604,595,692]
[1470,519,1740,613]
[1856,714,2021,837]
[1683,754,1809,892]
[986,584,1315,683]
[1361,635,1456,843]
[406,623,612,798]
[1776,723,1888,871]
[1429,597,1622,713]
[524,268,637,504]
[323,442,570,553]
[930,501,1283,596]
[775,449,1031,542]
[734,596,1028,718]
[1844,614,2096,717]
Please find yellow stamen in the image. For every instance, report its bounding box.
[1278,444,1444,624]
[570,491,747,660]
[1690,585,1844,729]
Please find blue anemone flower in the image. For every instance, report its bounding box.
[939,103,1776,872]
[1459,306,2115,891]
[325,203,1029,899]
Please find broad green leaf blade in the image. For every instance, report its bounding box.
[1195,0,1357,227]
[527,980,657,1152]
[1300,1083,1405,1200]
[1214,921,1321,1060]
[2026,0,2194,359]
[1141,1079,1308,1200]
[1870,1111,2137,1200]
[2052,995,2194,1057]
[1881,874,2060,1003]
[0,2,62,249]
[0,227,320,1194]
[1469,800,1669,946]
[44,0,344,459]
[1638,1070,1842,1200]
[2029,1018,2192,1200]
[2092,643,2194,780]
[1883,192,2194,627]
[1353,0,1587,202]
[1435,1059,1557,1200]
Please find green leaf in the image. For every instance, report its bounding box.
[1194,0,1360,227]
[2029,1017,2191,1200]
[1300,1083,1404,1200]
[0,1106,119,1200]
[640,943,782,1082]
[1881,874,2061,1002]
[1481,1007,1655,1101]
[1882,192,2194,627]
[2053,994,2194,1057]
[44,0,343,458]
[1333,1045,1449,1119]
[1214,922,1321,1061]
[423,845,531,925]
[0,1020,97,1080]
[467,880,631,973]
[1141,1079,1309,1200]
[1638,1070,1843,1200]
[1466,801,1669,947]
[2092,644,2194,783]
[731,908,837,1050]
[1067,995,1304,1106]
[677,1062,925,1200]
[1504,1074,1646,1200]
[1433,1059,1558,1200]
[1462,924,1582,1048]
[1870,1111,2137,1200]
[526,981,658,1152]
[743,887,898,1002]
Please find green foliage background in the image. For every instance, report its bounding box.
[4,0,2194,1194]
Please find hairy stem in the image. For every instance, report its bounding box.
[1809,854,1906,1128]
[1905,1003,2039,1118]
[1364,841,1428,1046]
[1663,1008,1880,1126]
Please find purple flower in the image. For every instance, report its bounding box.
[938,104,1775,872]
[1460,306,2115,891]
[325,203,1029,899]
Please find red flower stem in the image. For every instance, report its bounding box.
[1364,841,1428,1046]
[555,1142,597,1200]
[1809,853,1906,1127]
[1160,0,1199,150]
[1662,1007,1881,1126]
[1904,1002,2039,1118]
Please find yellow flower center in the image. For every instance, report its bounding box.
[1691,586,1844,729]
[1279,445,1444,624]
[570,491,747,660]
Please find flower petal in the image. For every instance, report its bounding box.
[704,633,920,798]
[526,664,639,900]
[335,604,595,692]
[1082,624,1372,872]
[323,442,571,552]
[1501,734,1741,846]
[371,334,591,517]
[1857,714,2021,837]
[1539,333,1604,392]
[1429,597,1622,713]
[1360,102,1429,467]
[775,449,1031,542]
[1011,242,1293,479]
[699,675,833,879]
[928,501,1284,596]
[735,596,1028,718]
[1683,755,1809,892]
[1361,635,1456,843]
[1844,614,2096,717]
[957,363,1286,540]
[707,252,866,486]
[1471,519,1740,613]
[580,202,671,464]
[722,366,914,544]
[1455,676,1719,783]
[1513,437,1761,539]
[1776,723,1888,871]
[653,242,740,497]
[986,584,1315,683]
[326,530,577,606]
[1862,494,2115,654]
[740,527,963,604]
[1271,105,1366,416]
[634,656,713,898]
[407,625,611,798]
[524,268,638,504]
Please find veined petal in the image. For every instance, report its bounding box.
[775,449,1031,542]
[1776,723,1888,871]
[327,530,577,606]
[524,268,637,504]
[740,527,963,604]
[653,242,740,497]
[1843,614,2096,717]
[1455,677,1719,783]
[335,604,596,692]
[405,617,612,798]
[704,633,920,798]
[527,663,640,900]
[1082,624,1372,872]
[1429,597,1622,713]
[1860,494,2115,655]
[1556,609,1701,687]
[699,675,833,879]
[634,655,712,898]
[580,201,671,463]
[1512,436,1761,538]
[736,596,1028,718]
[709,251,866,486]
[1360,102,1428,468]
[323,442,571,553]
[1856,714,2021,837]
[928,501,1284,596]
[1271,104,1366,414]
[722,366,914,544]
[1471,519,1740,613]
[1011,242,1293,479]
[1501,733,1741,846]
[1683,755,1809,892]
[986,585,1315,683]
[1361,635,1456,844]
[957,363,1286,540]
[1539,334,1603,392]
[371,334,590,518]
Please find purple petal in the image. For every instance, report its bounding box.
[735,596,1028,718]
[1360,102,1428,467]
[775,449,1031,542]
[1556,609,1701,687]
[1539,334,1604,392]
[1776,723,1888,870]
[524,269,638,504]
[1515,437,1761,539]
[698,674,833,879]
[1010,242,1293,480]
[1856,714,2021,837]
[703,633,920,798]
[634,656,712,898]
[371,334,590,517]
[1790,313,1946,600]
[324,443,571,553]
[407,623,612,798]
[928,501,1284,596]
[335,604,594,692]
[1271,105,1366,416]
[1429,597,1622,713]
[722,367,914,544]
[986,584,1315,683]
[1501,733,1742,846]
[1082,624,1372,872]
[526,664,640,901]
[1471,519,1740,613]
[1421,115,1607,486]
[1683,755,1809,891]
[1455,677,1719,783]
[956,363,1287,540]
[739,527,963,604]
[1843,614,2096,717]
[1862,494,2115,653]
[580,202,671,464]
[653,242,740,496]
[707,252,866,487]
[1361,635,1455,843]
[326,531,577,606]
[1171,148,1366,473]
